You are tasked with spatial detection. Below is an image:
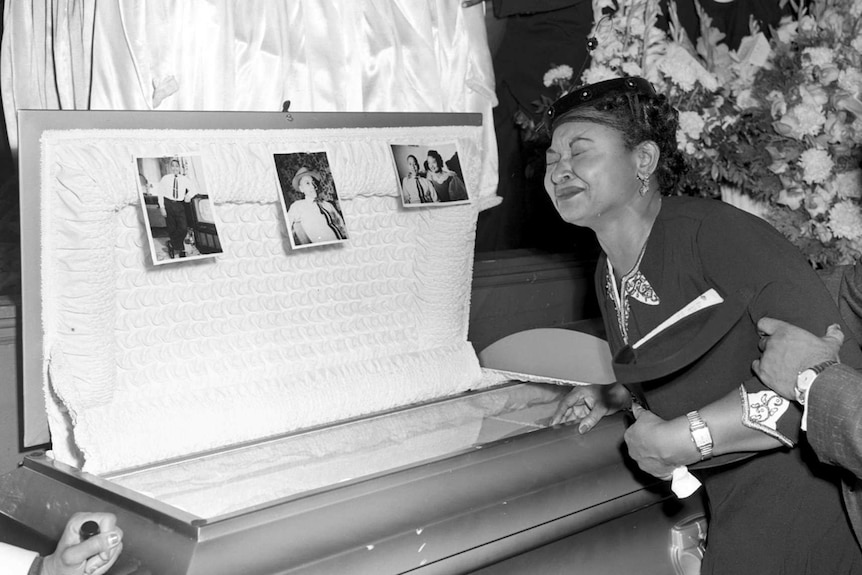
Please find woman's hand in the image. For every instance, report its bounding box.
[41,512,123,575]
[551,382,630,432]
[624,404,699,480]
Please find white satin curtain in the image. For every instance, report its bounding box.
[1,0,498,197]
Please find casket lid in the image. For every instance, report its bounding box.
[20,110,497,474]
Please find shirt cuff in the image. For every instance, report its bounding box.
[800,380,816,432]
[0,542,40,574]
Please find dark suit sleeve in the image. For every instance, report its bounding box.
[807,364,862,478]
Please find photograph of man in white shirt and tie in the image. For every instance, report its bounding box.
[157,158,198,258]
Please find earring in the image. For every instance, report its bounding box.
[637,173,650,197]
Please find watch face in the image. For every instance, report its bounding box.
[691,427,711,448]
[797,369,817,388]
[796,369,819,405]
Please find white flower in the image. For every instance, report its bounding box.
[592,36,625,63]
[735,89,759,110]
[799,148,834,185]
[838,68,862,94]
[831,169,862,199]
[581,65,619,86]
[819,181,839,203]
[627,17,646,37]
[676,131,697,155]
[823,112,849,144]
[822,65,841,85]
[799,84,828,107]
[805,188,832,217]
[777,188,805,210]
[798,15,818,33]
[721,114,739,129]
[828,200,862,239]
[676,130,688,152]
[623,43,642,60]
[660,59,697,91]
[766,90,787,118]
[621,61,644,77]
[729,64,759,95]
[777,103,825,139]
[803,47,835,68]
[820,11,846,36]
[814,221,834,244]
[679,111,706,140]
[543,65,574,88]
[658,44,718,92]
[775,16,798,43]
[711,43,736,85]
[768,160,789,175]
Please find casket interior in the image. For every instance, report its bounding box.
[27,110,502,478]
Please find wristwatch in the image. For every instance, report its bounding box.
[686,410,713,461]
[795,360,839,404]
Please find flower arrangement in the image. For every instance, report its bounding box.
[522,0,862,268]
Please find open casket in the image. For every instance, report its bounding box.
[1,111,705,574]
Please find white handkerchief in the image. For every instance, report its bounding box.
[671,466,702,498]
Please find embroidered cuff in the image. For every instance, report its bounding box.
[739,385,794,447]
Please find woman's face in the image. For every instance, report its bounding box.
[427,155,440,173]
[408,156,419,176]
[544,121,640,229]
[299,175,317,197]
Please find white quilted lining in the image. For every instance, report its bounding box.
[41,125,495,474]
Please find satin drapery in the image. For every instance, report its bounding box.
[1,0,498,200]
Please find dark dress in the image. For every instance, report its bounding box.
[429,172,468,203]
[596,196,862,574]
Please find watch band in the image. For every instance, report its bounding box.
[686,410,713,460]
[809,359,839,375]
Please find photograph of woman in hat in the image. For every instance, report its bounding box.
[274,152,349,248]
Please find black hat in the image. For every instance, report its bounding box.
[545,77,657,130]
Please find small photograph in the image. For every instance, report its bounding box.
[136,155,223,264]
[391,143,470,207]
[273,151,349,249]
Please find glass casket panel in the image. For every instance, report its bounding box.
[105,382,566,519]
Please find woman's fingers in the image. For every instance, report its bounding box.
[551,387,608,433]
[552,390,586,425]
